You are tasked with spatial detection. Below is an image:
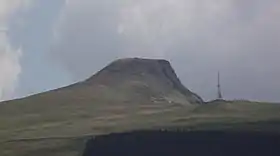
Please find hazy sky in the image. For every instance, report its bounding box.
[0,0,280,102]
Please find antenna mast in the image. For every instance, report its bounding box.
[217,72,223,99]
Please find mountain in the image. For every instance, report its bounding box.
[13,58,202,106]
[84,58,203,104]
[1,58,280,156]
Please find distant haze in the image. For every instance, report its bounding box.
[1,0,280,102]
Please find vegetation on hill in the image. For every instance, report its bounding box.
[0,58,280,156]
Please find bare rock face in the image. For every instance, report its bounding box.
[84,58,203,104]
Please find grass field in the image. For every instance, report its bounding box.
[1,96,280,156]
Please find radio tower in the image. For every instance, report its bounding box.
[217,72,223,99]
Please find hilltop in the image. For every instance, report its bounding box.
[83,58,203,104]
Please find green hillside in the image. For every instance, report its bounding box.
[1,58,280,156]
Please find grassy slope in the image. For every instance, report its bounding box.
[2,59,279,156]
[1,91,280,156]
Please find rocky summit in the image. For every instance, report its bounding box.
[83,58,203,104]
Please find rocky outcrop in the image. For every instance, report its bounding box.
[85,58,203,104]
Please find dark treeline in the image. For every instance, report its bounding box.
[83,130,280,156]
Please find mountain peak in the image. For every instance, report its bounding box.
[85,58,203,104]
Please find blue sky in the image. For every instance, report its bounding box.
[1,0,280,102]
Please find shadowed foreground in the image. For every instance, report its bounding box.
[83,131,280,156]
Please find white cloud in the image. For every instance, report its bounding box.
[0,33,21,100]
[0,0,33,100]
[0,0,32,26]
[117,0,234,57]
